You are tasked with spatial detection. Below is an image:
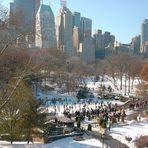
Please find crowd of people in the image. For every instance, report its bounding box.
[44,95,148,134]
[128,99,148,110]
[46,97,148,131]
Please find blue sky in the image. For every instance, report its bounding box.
[2,0,148,43]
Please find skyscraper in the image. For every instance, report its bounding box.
[80,17,92,42]
[35,4,56,49]
[131,35,141,54]
[73,26,80,51]
[56,6,76,56]
[81,35,95,64]
[73,12,81,29]
[143,41,148,57]
[79,17,95,63]
[141,19,148,45]
[93,29,103,49]
[10,0,40,33]
[141,19,148,56]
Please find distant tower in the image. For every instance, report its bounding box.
[73,26,80,51]
[79,17,95,63]
[56,6,76,56]
[35,4,56,49]
[80,17,92,42]
[72,12,81,51]
[131,35,141,54]
[9,0,41,48]
[141,19,148,55]
[60,0,67,7]
[73,12,81,29]
[9,0,40,33]
[141,19,148,45]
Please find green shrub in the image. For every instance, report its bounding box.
[76,87,94,99]
[75,116,79,122]
[87,124,92,131]
[111,117,117,124]
[101,121,107,128]
[133,115,138,121]
[107,85,113,93]
[77,121,81,128]
[98,118,103,126]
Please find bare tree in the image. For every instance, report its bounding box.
[136,63,148,97]
[103,55,119,90]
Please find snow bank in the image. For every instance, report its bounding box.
[109,118,148,148]
[0,136,104,148]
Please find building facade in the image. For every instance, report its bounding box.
[73,12,81,29]
[78,17,95,63]
[141,19,148,45]
[80,17,92,42]
[81,36,95,63]
[35,4,56,49]
[73,26,80,51]
[141,19,148,57]
[56,6,76,56]
[93,29,115,59]
[131,35,141,54]
[9,0,40,48]
[10,0,40,33]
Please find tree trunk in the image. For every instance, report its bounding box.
[120,73,123,90]
[124,75,127,96]
[128,72,131,94]
[27,123,31,144]
[131,77,134,90]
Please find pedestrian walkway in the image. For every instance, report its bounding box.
[82,124,129,148]
[91,130,129,148]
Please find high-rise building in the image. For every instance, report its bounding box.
[141,19,148,57]
[110,35,115,45]
[72,12,81,52]
[73,26,80,51]
[103,32,114,48]
[10,0,40,33]
[56,6,76,56]
[143,41,148,57]
[9,0,40,48]
[80,17,92,42]
[78,17,95,63]
[131,35,141,54]
[93,29,103,49]
[35,4,56,49]
[141,19,148,45]
[81,36,95,64]
[93,29,115,59]
[73,12,81,28]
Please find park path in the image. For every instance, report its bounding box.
[87,104,148,148]
[91,130,129,148]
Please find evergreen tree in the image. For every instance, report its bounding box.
[0,79,47,143]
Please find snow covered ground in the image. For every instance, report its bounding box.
[37,75,139,107]
[83,76,139,97]
[1,118,148,148]
[45,99,124,116]
[109,118,148,148]
[36,76,128,115]
[0,136,104,148]
[0,76,143,147]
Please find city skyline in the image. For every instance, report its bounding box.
[2,0,148,44]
